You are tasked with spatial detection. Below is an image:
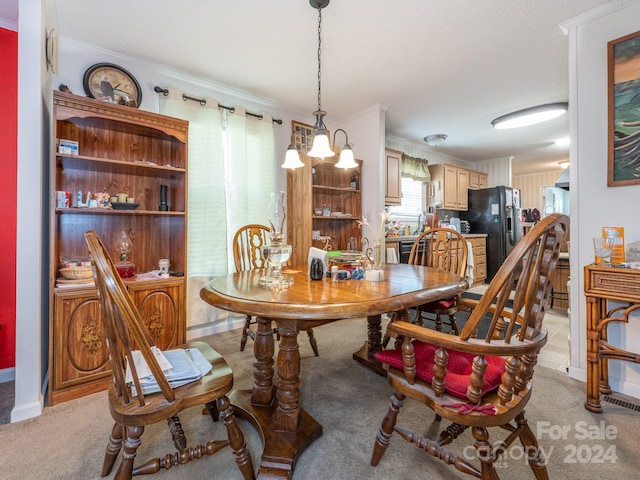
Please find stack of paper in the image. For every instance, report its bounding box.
[125,347,212,396]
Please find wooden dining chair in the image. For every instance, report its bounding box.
[408,227,469,334]
[84,231,255,480]
[371,214,569,480]
[383,227,468,348]
[233,224,319,356]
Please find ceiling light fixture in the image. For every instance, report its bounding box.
[558,161,569,169]
[283,0,357,170]
[423,134,448,147]
[491,102,568,129]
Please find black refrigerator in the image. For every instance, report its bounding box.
[459,186,522,283]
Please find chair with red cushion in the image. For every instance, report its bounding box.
[371,214,569,480]
[382,228,468,348]
[409,227,469,334]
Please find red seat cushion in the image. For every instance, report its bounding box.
[421,297,457,310]
[374,341,506,400]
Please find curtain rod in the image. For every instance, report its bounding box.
[154,86,282,125]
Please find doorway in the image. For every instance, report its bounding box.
[542,186,569,216]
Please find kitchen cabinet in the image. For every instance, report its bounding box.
[384,148,402,205]
[468,170,488,190]
[548,256,569,312]
[429,164,469,211]
[49,91,188,404]
[287,155,362,266]
[466,236,487,286]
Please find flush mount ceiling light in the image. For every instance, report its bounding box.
[491,102,569,130]
[423,134,448,147]
[558,161,570,168]
[282,0,357,170]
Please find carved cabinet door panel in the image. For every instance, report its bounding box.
[127,280,185,350]
[52,290,111,399]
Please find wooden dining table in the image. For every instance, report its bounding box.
[200,262,467,479]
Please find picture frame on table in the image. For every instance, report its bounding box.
[608,29,640,186]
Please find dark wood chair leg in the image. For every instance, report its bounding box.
[240,315,253,351]
[167,414,187,451]
[382,312,400,349]
[101,422,124,477]
[516,412,549,480]
[115,425,144,480]
[306,327,319,356]
[217,395,256,480]
[371,391,405,466]
[449,313,459,335]
[471,426,500,480]
[205,400,220,422]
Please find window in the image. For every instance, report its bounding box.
[388,177,425,222]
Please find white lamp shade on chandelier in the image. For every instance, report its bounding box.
[307,126,333,158]
[281,143,304,169]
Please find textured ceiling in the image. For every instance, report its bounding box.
[24,1,617,174]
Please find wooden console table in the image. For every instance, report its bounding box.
[583,264,640,412]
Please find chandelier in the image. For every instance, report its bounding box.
[282,0,357,170]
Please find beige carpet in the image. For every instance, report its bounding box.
[1,317,638,479]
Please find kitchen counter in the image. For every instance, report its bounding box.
[385,233,488,243]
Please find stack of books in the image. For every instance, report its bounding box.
[125,347,212,396]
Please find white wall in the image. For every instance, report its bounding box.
[337,104,386,244]
[566,0,640,399]
[13,0,47,423]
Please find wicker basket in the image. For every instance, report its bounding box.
[59,266,93,280]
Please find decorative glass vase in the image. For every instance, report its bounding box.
[374,239,383,270]
[259,191,294,287]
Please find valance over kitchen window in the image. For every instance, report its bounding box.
[401,154,431,182]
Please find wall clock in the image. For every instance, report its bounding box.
[82,63,142,107]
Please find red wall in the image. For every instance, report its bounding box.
[0,27,18,370]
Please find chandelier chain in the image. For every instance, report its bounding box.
[317,7,322,112]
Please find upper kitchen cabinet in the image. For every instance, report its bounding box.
[468,170,488,190]
[384,148,402,205]
[428,164,469,211]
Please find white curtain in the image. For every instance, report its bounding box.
[225,105,276,269]
[159,90,276,330]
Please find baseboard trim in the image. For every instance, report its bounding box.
[187,316,245,340]
[10,396,44,423]
[0,368,15,383]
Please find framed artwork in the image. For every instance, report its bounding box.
[608,30,640,186]
[291,120,315,154]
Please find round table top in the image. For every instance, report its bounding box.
[200,263,467,321]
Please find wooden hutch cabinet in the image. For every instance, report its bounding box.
[287,155,362,266]
[49,91,188,405]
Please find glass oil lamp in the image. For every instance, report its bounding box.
[259,191,293,287]
[115,229,136,278]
